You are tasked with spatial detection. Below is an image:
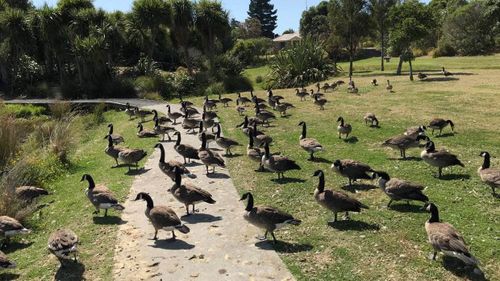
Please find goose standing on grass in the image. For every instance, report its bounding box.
[310,89,324,99]
[198,133,225,175]
[155,143,195,181]
[417,72,427,80]
[198,121,215,147]
[215,124,240,156]
[314,95,327,110]
[179,97,194,107]
[152,109,172,125]
[331,159,374,186]
[0,216,30,246]
[173,131,200,164]
[237,92,252,107]
[239,192,301,244]
[236,100,246,115]
[0,250,16,269]
[237,116,255,136]
[421,141,464,178]
[382,134,429,159]
[262,143,300,180]
[15,186,49,202]
[404,125,427,139]
[81,174,124,216]
[424,203,479,267]
[386,80,393,93]
[363,113,379,127]
[104,135,126,167]
[134,107,153,122]
[170,167,216,215]
[255,106,275,127]
[154,117,177,141]
[478,151,499,195]
[337,117,352,139]
[137,123,158,138]
[372,171,429,207]
[371,79,378,86]
[274,100,294,117]
[166,105,183,125]
[125,103,135,119]
[251,90,266,104]
[107,123,124,145]
[296,88,308,101]
[251,122,273,147]
[298,121,323,160]
[267,89,284,104]
[313,170,369,222]
[218,94,232,107]
[47,229,79,264]
[247,132,264,171]
[118,147,147,171]
[134,192,190,240]
[442,67,453,76]
[428,118,454,135]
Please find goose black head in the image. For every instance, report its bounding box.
[313,170,323,177]
[154,143,162,149]
[372,171,390,180]
[337,116,344,122]
[298,121,305,126]
[239,192,251,201]
[137,123,142,129]
[333,160,341,167]
[174,131,181,136]
[447,120,454,130]
[107,123,112,128]
[423,202,438,213]
[416,135,430,142]
[80,174,91,182]
[134,192,149,201]
[479,151,490,157]
[425,141,436,152]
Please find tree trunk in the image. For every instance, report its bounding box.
[396,55,403,75]
[408,57,413,81]
[349,54,353,80]
[380,31,385,71]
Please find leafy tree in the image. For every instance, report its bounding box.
[230,37,272,66]
[282,28,295,35]
[388,0,434,80]
[169,0,194,74]
[369,0,396,71]
[131,0,170,59]
[300,1,330,41]
[248,0,277,38]
[329,0,371,80]
[194,0,230,57]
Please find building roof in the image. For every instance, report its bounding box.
[273,32,301,42]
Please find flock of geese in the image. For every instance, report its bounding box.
[1,70,498,277]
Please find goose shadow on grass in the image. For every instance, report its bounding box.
[0,273,20,280]
[434,132,455,138]
[439,174,471,181]
[442,256,487,281]
[308,157,331,164]
[125,168,151,176]
[206,172,230,179]
[151,239,195,250]
[369,124,381,129]
[271,177,306,184]
[181,213,222,224]
[343,136,359,144]
[328,220,380,231]
[388,156,422,162]
[3,241,34,254]
[341,184,377,193]
[388,203,426,213]
[54,261,85,281]
[92,216,127,225]
[255,240,313,253]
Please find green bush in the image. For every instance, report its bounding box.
[255,75,263,83]
[230,38,272,66]
[205,82,225,96]
[3,105,47,118]
[223,76,253,93]
[433,41,457,57]
[102,79,137,98]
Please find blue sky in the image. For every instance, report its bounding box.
[32,0,322,34]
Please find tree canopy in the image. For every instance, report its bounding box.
[248,0,277,38]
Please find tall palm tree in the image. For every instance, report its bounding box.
[194,0,230,58]
[131,0,170,59]
[170,0,194,74]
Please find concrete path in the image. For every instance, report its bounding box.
[112,103,295,281]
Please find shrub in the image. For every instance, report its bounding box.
[92,103,106,125]
[3,104,47,118]
[49,102,72,120]
[255,75,263,83]
[205,82,225,96]
[230,38,272,66]
[433,41,457,57]
[223,76,253,93]
[102,79,137,98]
[134,54,160,76]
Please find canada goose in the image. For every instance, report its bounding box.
[48,229,79,264]
[137,123,158,138]
[198,121,215,147]
[275,100,295,116]
[202,107,218,121]
[134,192,190,240]
[239,192,301,244]
[313,170,369,222]
[363,113,379,127]
[298,121,323,160]
[155,143,195,181]
[104,134,126,167]
[166,105,183,124]
[309,89,324,99]
[154,118,177,141]
[0,250,16,269]
[198,133,226,175]
[253,99,268,110]
[428,118,454,135]
[134,107,153,122]
[218,94,232,107]
[316,82,321,93]
[442,67,453,76]
[171,167,216,215]
[337,117,352,139]
[261,143,300,179]
[421,141,464,178]
[321,83,334,92]
[295,88,308,101]
[347,81,358,94]
[386,80,393,92]
[180,102,200,116]
[335,80,345,86]
[372,171,428,207]
[313,95,327,110]
[236,100,246,115]
[81,174,124,216]
[404,126,427,138]
[424,203,478,266]
[202,113,216,133]
[15,186,49,202]
[331,159,374,186]
[251,122,273,147]
[371,79,378,86]
[118,148,147,171]
[215,124,240,156]
[417,72,427,80]
[478,151,499,195]
[107,123,124,145]
[125,103,135,119]
[152,109,172,125]
[0,216,30,246]
[382,134,429,159]
[182,112,200,134]
[237,92,252,106]
[247,132,264,171]
[250,90,265,104]
[179,97,194,107]
[255,106,275,127]
[203,96,217,110]
[237,116,261,136]
[267,89,284,102]
[173,131,200,164]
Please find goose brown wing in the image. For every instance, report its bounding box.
[48,229,78,252]
[481,168,500,184]
[150,206,181,227]
[321,190,366,212]
[426,223,469,254]
[256,206,294,224]
[92,192,118,204]
[0,216,24,232]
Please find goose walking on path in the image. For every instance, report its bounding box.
[215,124,240,156]
[198,133,226,175]
[173,131,200,164]
[166,105,183,125]
[155,143,195,181]
[170,167,216,215]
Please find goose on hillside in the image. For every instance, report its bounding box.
[198,133,226,175]
[155,143,195,181]
[298,121,323,160]
[15,186,49,202]
[442,67,453,76]
[235,100,246,115]
[404,125,427,139]
[331,159,374,186]
[382,134,429,159]
[198,121,215,147]
[478,151,499,195]
[246,132,264,171]
[310,89,324,99]
[125,103,135,119]
[107,123,124,145]
[250,90,265,104]
[47,229,79,264]
[173,131,200,164]
[386,80,393,93]
[372,171,429,207]
[218,94,233,107]
[240,192,301,244]
[154,117,177,141]
[81,174,124,216]
[261,143,300,180]
[134,107,153,122]
[0,216,31,246]
[421,141,464,178]
[295,88,308,101]
[255,106,276,127]
[428,118,454,136]
[251,122,273,147]
[274,100,295,117]
[363,113,379,127]
[170,167,216,215]
[237,92,252,106]
[152,109,172,125]
[203,96,218,110]
[313,95,327,110]
[337,117,352,139]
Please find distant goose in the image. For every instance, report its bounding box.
[417,72,427,80]
[386,80,393,92]
[382,134,429,159]
[179,97,194,107]
[404,126,427,139]
[134,192,190,240]
[331,159,374,186]
[251,122,273,147]
[250,90,265,104]
[267,89,284,103]
[372,171,428,207]
[203,96,218,110]
[166,105,183,124]
[0,216,30,246]
[442,67,453,76]
[255,106,276,127]
[170,167,216,215]
[134,107,153,122]
[421,141,464,178]
[371,79,378,86]
[235,100,246,115]
[198,121,215,147]
[428,118,454,135]
[424,203,479,266]
[182,112,200,134]
[274,100,295,117]
[218,94,233,107]
[180,102,199,116]
[125,103,135,119]
[246,132,264,171]
[154,117,177,141]
[298,121,323,160]
[363,113,379,127]
[240,192,301,244]
[478,151,499,195]
[261,143,300,179]
[313,170,369,222]
[237,92,252,106]
[309,89,324,99]
[0,250,16,269]
[313,95,327,110]
[107,123,124,145]
[47,229,79,264]
[152,109,172,124]
[155,143,195,181]
[295,88,308,101]
[203,107,218,121]
[337,117,352,139]
[81,174,124,216]
[173,131,200,164]
[198,133,225,175]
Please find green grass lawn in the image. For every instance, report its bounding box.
[191,55,500,280]
[4,111,157,280]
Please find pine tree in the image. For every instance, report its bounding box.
[247,0,277,38]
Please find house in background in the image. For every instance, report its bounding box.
[273,32,302,49]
